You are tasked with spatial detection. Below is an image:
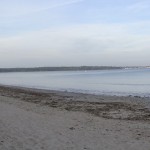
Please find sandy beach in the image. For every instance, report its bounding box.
[0,85,150,150]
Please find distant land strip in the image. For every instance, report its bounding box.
[0,66,124,73]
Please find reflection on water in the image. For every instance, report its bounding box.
[0,68,150,96]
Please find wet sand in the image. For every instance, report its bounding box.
[0,85,150,150]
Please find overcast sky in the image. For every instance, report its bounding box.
[0,0,150,67]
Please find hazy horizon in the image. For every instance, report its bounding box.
[0,0,150,67]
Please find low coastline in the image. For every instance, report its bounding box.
[0,85,150,149]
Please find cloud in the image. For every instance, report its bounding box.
[0,23,150,52]
[0,22,150,67]
[0,0,150,67]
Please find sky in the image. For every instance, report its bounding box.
[0,0,150,67]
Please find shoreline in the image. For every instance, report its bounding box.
[1,83,150,98]
[0,84,150,121]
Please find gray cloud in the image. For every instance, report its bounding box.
[0,23,150,67]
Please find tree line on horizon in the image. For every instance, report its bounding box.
[0,66,123,73]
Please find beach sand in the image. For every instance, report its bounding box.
[0,85,150,150]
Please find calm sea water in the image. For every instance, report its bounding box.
[0,68,150,96]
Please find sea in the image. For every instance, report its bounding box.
[0,68,150,97]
